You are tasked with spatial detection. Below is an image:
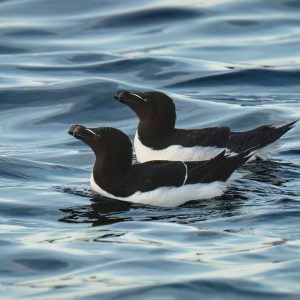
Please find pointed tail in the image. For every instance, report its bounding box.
[229,120,298,153]
[187,150,252,184]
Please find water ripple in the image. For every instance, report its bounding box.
[1,0,300,298]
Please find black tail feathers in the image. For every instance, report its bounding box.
[229,120,297,153]
[187,150,251,184]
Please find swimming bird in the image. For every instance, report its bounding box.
[114,90,296,163]
[68,125,251,207]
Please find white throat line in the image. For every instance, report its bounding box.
[182,162,188,186]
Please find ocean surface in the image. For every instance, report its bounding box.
[1,0,300,299]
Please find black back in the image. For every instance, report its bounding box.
[145,127,231,149]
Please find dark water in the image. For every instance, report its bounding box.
[1,0,300,298]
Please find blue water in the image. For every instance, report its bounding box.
[1,0,300,298]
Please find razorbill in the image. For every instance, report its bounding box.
[68,125,251,207]
[114,90,296,163]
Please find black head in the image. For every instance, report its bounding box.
[114,90,176,130]
[68,125,132,165]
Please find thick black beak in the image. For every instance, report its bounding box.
[114,90,130,103]
[68,124,85,136]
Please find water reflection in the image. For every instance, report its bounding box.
[1,0,300,297]
[59,188,248,227]
[59,197,133,226]
[244,159,299,186]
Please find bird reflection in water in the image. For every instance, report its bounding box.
[59,196,134,226]
[58,159,295,226]
[59,191,248,227]
[243,159,296,186]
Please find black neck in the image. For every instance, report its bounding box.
[93,150,131,190]
[138,118,175,139]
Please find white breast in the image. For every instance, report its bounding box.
[134,132,228,163]
[90,174,228,208]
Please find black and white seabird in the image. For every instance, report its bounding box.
[114,90,296,163]
[68,125,251,207]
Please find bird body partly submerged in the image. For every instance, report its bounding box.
[90,173,227,207]
[69,125,250,207]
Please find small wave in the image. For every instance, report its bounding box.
[0,45,27,54]
[1,0,300,298]
[55,185,95,198]
[82,278,299,300]
[92,7,204,29]
[166,68,300,89]
[3,29,54,37]
[0,157,86,182]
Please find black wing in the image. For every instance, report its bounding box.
[112,151,250,197]
[185,150,251,184]
[229,121,297,153]
[139,126,231,150]
[120,161,187,195]
[169,127,231,148]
